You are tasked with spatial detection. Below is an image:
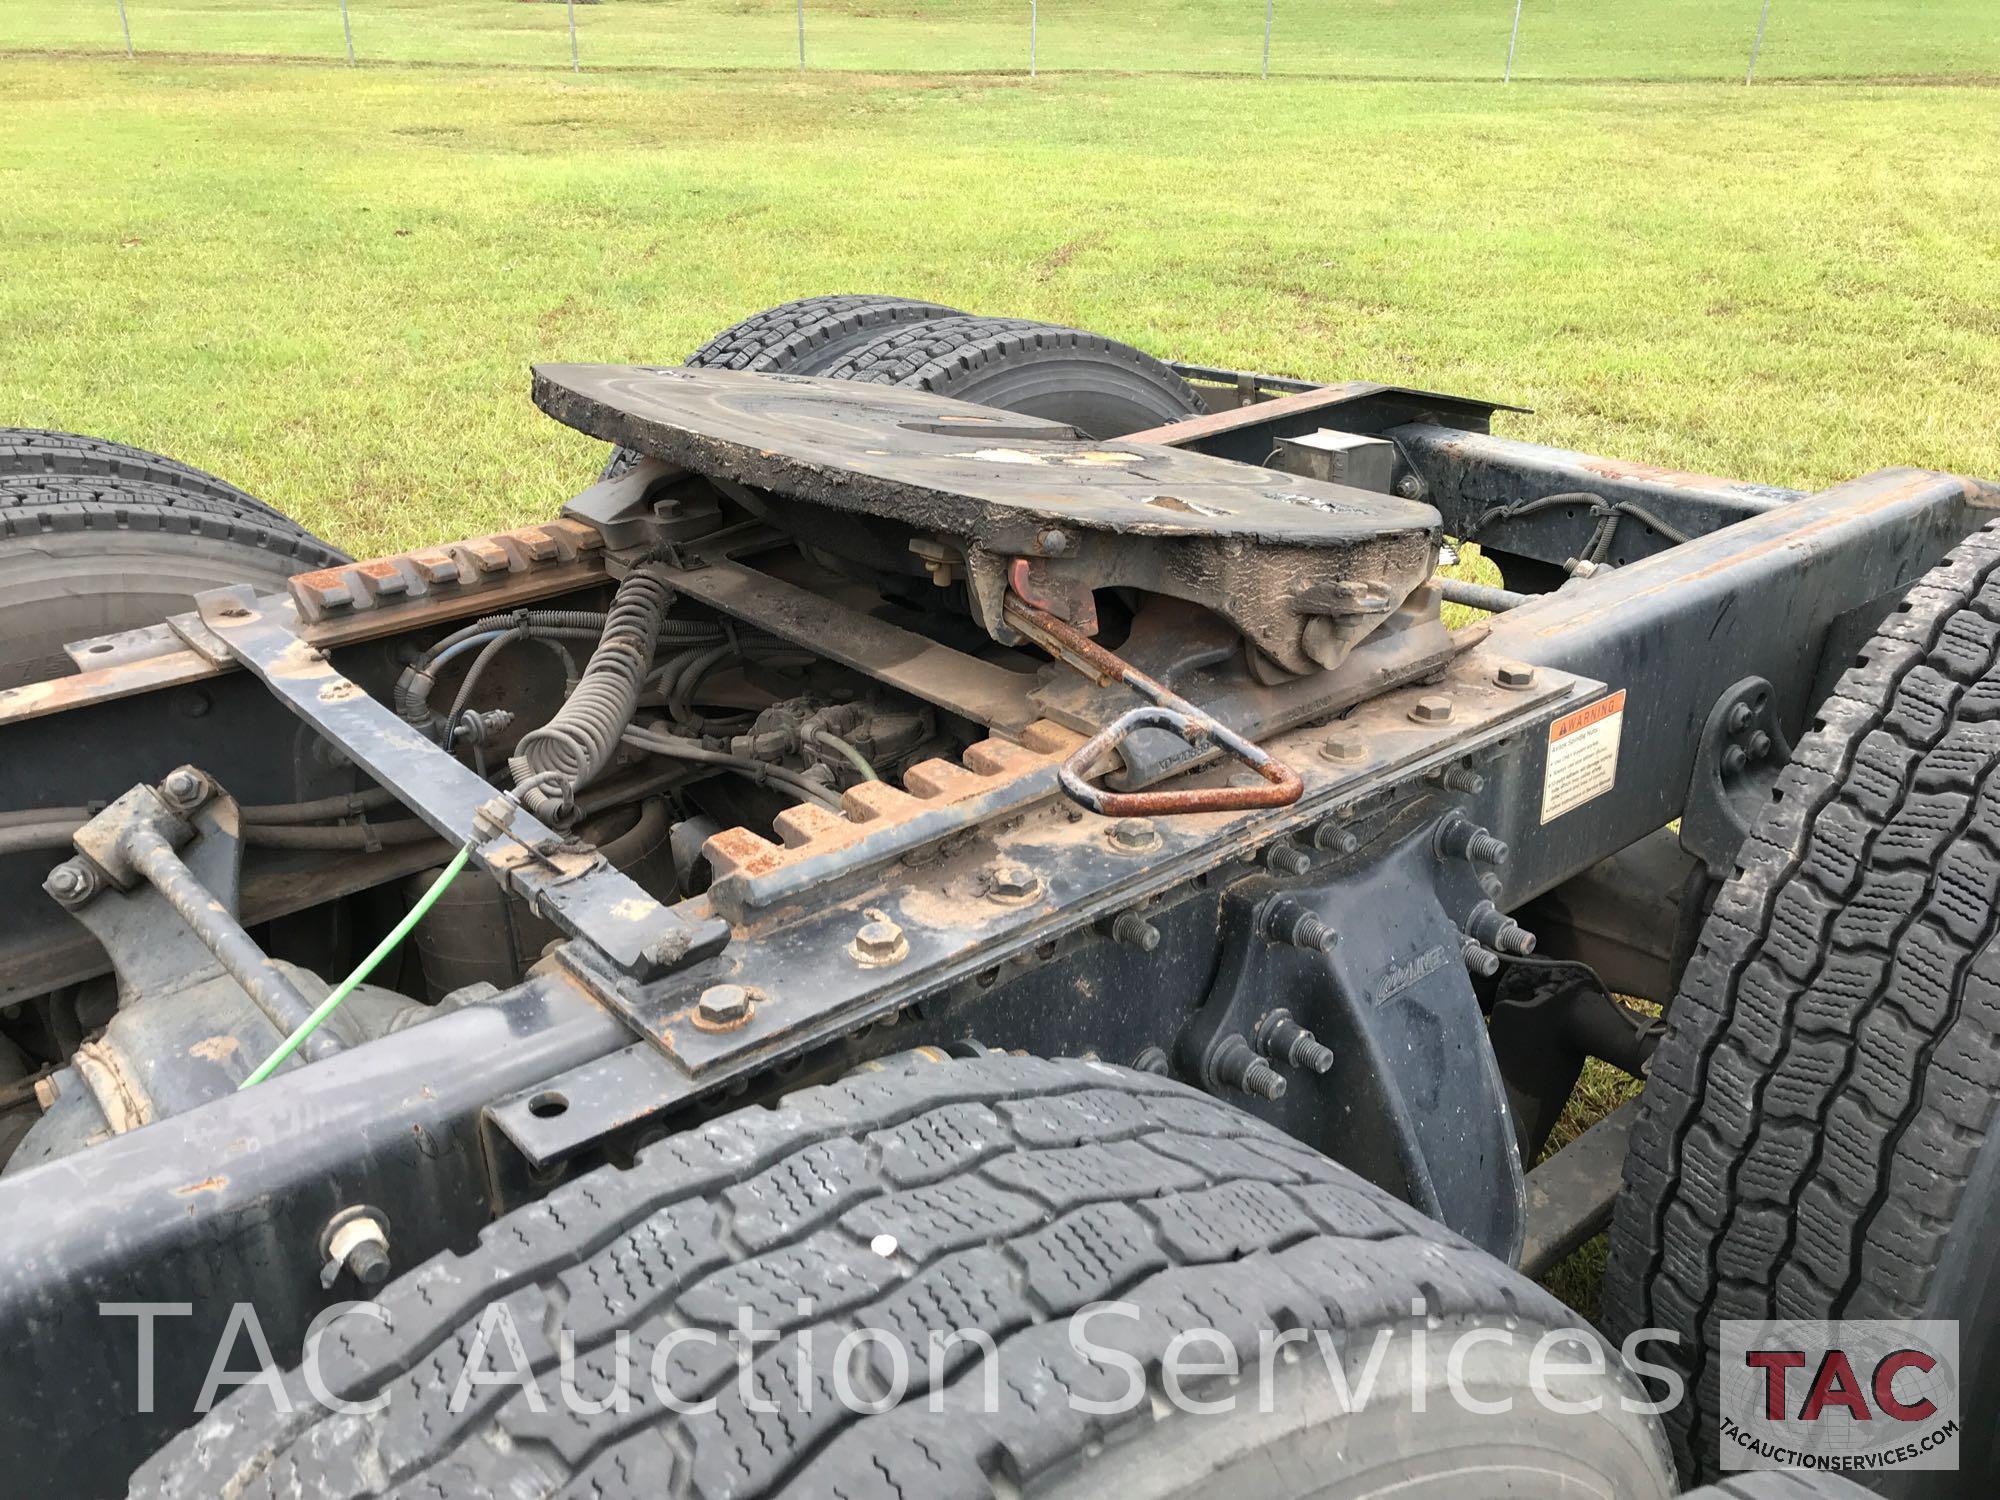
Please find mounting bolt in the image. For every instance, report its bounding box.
[1435,812,1509,866]
[1722,745,1749,776]
[1409,694,1454,725]
[1321,732,1367,764]
[1727,702,1754,735]
[1106,818,1160,853]
[1264,842,1311,877]
[1131,1045,1171,1076]
[1749,731,1773,761]
[159,766,209,811]
[44,858,100,910]
[849,916,909,967]
[1257,1010,1335,1075]
[1262,895,1335,955]
[319,1208,392,1291]
[1396,473,1425,500]
[1494,662,1537,691]
[1465,899,1536,956]
[642,930,693,970]
[1109,911,1162,952]
[988,862,1044,904]
[1037,528,1072,557]
[696,983,754,1028]
[1212,1034,1288,1101]
[1461,937,1502,977]
[1312,819,1360,855]
[1433,763,1485,795]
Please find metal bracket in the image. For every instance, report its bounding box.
[1680,675,1792,878]
[192,585,728,1008]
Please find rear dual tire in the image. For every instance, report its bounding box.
[599,295,1206,482]
[0,430,345,690]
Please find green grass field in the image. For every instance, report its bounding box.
[3,40,1996,1308]
[13,0,2000,81]
[4,61,1998,555]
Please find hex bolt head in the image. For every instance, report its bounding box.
[696,983,754,1027]
[1494,663,1537,691]
[1749,731,1773,761]
[1107,818,1159,853]
[988,863,1043,903]
[850,917,908,967]
[1320,733,1367,765]
[1722,745,1749,776]
[1395,473,1425,499]
[160,767,206,808]
[44,858,99,909]
[1727,702,1754,735]
[1409,694,1454,725]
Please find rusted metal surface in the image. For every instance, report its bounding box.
[653,540,1041,737]
[287,518,605,625]
[702,720,1078,919]
[0,520,614,731]
[1003,597,1304,817]
[532,364,1440,675]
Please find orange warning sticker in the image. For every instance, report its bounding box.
[1541,689,1626,823]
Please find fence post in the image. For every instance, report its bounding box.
[339,0,355,65]
[1504,0,1523,81]
[1745,0,1772,84]
[115,0,134,57]
[1262,0,1272,79]
[567,0,579,71]
[797,0,806,71]
[1030,0,1036,77]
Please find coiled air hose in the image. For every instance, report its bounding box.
[509,558,677,822]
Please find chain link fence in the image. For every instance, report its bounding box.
[13,1,1999,82]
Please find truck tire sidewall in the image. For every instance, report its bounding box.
[0,531,312,688]
[1904,1127,2000,1496]
[1040,1319,1674,1500]
[926,354,1200,440]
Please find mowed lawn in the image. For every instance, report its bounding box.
[12,0,2000,80]
[4,61,1998,556]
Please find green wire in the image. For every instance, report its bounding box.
[239,842,473,1090]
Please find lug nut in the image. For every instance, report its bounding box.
[1461,937,1502,977]
[1262,895,1335,955]
[1107,817,1159,853]
[1264,842,1311,877]
[988,863,1043,904]
[1258,1011,1335,1075]
[1212,1035,1287,1102]
[1313,819,1360,855]
[1321,732,1367,764]
[1410,694,1454,725]
[1494,663,1537,691]
[44,858,99,909]
[1109,911,1161,952]
[696,983,754,1027]
[850,917,908,967]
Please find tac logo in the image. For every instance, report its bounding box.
[1719,1320,1960,1473]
